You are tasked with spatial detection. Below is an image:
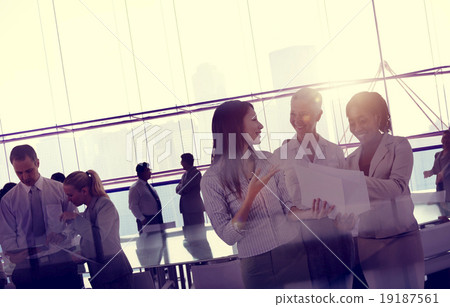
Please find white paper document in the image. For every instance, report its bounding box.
[295,163,370,216]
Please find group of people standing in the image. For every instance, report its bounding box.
[0,145,134,289]
[0,88,428,290]
[0,143,205,289]
[201,89,425,289]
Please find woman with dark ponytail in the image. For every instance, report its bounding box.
[61,170,133,289]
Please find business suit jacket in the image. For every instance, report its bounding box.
[346,133,419,238]
[176,167,205,214]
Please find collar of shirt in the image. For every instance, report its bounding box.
[138,178,148,185]
[287,134,327,156]
[19,174,43,193]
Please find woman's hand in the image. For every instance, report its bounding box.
[310,198,335,219]
[288,199,335,221]
[247,166,279,200]
[334,212,356,232]
[60,211,79,223]
[232,167,280,231]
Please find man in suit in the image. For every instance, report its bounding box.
[0,144,82,289]
[128,162,164,234]
[176,153,205,226]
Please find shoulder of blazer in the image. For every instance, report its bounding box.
[383,134,412,153]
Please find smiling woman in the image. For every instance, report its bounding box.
[200,100,335,289]
[345,92,424,289]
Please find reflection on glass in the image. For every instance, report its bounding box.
[135,230,167,267]
[182,225,212,261]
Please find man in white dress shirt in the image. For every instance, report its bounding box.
[272,88,353,289]
[128,162,164,234]
[0,144,82,289]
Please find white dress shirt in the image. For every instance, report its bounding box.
[0,176,77,257]
[272,134,345,209]
[128,179,159,221]
[73,196,122,259]
[200,151,300,258]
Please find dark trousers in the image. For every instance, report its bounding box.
[182,212,205,226]
[11,251,83,289]
[240,241,311,289]
[91,273,133,289]
[137,214,163,233]
[300,219,354,289]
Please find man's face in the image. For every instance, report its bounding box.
[142,167,152,181]
[180,160,189,170]
[12,156,40,186]
[290,98,322,141]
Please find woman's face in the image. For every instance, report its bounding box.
[242,107,263,144]
[63,184,88,207]
[347,106,381,144]
[290,98,322,140]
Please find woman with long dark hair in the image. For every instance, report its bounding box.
[61,170,133,289]
[201,100,330,288]
[345,92,424,288]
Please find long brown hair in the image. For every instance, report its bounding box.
[211,100,255,198]
[64,170,109,199]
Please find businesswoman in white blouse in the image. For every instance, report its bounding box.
[61,170,133,289]
[345,92,424,288]
[201,100,331,289]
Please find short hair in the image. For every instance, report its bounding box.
[10,144,38,163]
[346,91,392,133]
[51,172,66,183]
[291,88,322,110]
[0,182,16,200]
[135,162,150,174]
[181,153,194,166]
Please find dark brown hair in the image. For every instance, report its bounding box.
[211,100,254,198]
[346,91,392,133]
[10,144,38,163]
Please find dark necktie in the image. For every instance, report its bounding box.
[147,183,163,223]
[30,186,46,243]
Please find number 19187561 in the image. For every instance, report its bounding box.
[380,293,438,304]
